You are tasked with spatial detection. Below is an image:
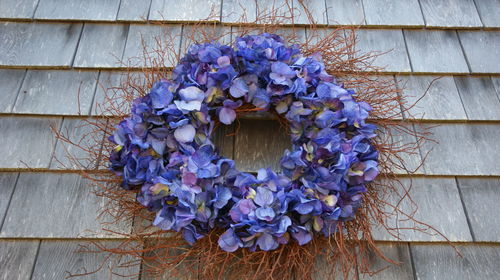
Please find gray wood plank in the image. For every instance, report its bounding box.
[404,30,469,73]
[458,31,500,74]
[474,0,500,28]
[359,243,413,280]
[356,29,411,73]
[417,123,500,176]
[34,0,121,21]
[0,172,131,238]
[149,0,222,22]
[117,0,152,21]
[50,118,106,170]
[419,0,483,27]
[74,24,129,68]
[411,244,500,280]
[91,71,136,116]
[32,240,140,280]
[0,173,18,231]
[457,177,500,242]
[0,0,39,19]
[455,76,500,120]
[0,69,25,113]
[221,0,257,23]
[0,22,82,67]
[234,119,291,172]
[398,75,467,120]
[363,0,424,26]
[325,0,365,25]
[0,240,39,280]
[122,24,182,68]
[372,177,472,242]
[0,116,61,169]
[492,77,500,101]
[256,0,294,25]
[292,0,328,25]
[13,70,98,115]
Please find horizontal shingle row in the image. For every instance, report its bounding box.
[2,22,499,74]
[1,0,499,29]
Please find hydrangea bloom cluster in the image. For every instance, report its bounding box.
[109,33,378,252]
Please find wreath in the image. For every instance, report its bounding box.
[109,33,378,252]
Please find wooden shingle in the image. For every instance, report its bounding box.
[404,30,469,73]
[291,0,328,25]
[0,0,38,19]
[0,116,61,169]
[13,70,98,115]
[0,69,25,113]
[398,75,467,120]
[0,173,18,228]
[359,243,413,280]
[0,240,39,280]
[325,0,365,25]
[418,123,500,176]
[454,76,500,120]
[149,0,222,22]
[221,0,257,23]
[74,24,129,68]
[117,0,152,22]
[474,0,500,28]
[34,0,121,21]
[458,31,500,74]
[363,0,424,27]
[419,0,482,28]
[256,0,293,25]
[91,71,137,116]
[0,22,82,67]
[0,172,131,238]
[411,244,500,279]
[458,177,500,242]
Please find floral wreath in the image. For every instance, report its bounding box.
[109,33,379,252]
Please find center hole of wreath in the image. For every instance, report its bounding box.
[221,117,292,173]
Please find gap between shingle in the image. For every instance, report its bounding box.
[455,177,477,242]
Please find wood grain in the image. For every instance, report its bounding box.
[0,240,39,280]
[419,0,482,27]
[325,0,365,25]
[359,243,413,280]
[117,0,152,21]
[455,76,500,120]
[34,0,121,21]
[363,0,424,26]
[0,69,25,113]
[0,0,39,19]
[0,172,18,229]
[149,0,221,22]
[458,31,500,74]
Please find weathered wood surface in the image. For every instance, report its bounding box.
[149,0,222,22]
[221,0,257,23]
[419,0,483,28]
[256,0,294,25]
[0,240,39,280]
[31,240,140,280]
[0,22,82,67]
[398,75,467,120]
[404,30,469,73]
[0,0,39,19]
[0,173,18,228]
[411,244,500,280]
[363,0,424,27]
[454,76,500,120]
[458,31,500,74]
[0,117,61,169]
[355,29,411,72]
[0,172,131,238]
[13,70,98,115]
[292,0,328,25]
[0,69,25,113]
[325,0,365,25]
[74,24,129,68]
[34,0,121,21]
[359,243,413,280]
[117,0,152,22]
[474,0,500,28]
[418,123,500,176]
[458,177,500,242]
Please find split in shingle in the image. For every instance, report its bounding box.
[419,0,483,28]
[0,69,25,113]
[149,0,222,22]
[457,177,500,242]
[404,30,469,73]
[0,22,82,67]
[473,0,500,28]
[0,172,132,238]
[458,31,500,74]
[74,24,129,68]
[358,243,413,280]
[0,116,61,169]
[363,0,424,27]
[32,240,140,280]
[0,0,39,19]
[356,29,411,73]
[398,75,467,120]
[325,0,365,25]
[221,0,257,23]
[118,0,153,22]
[0,240,39,280]
[454,76,500,120]
[410,244,500,279]
[0,172,18,229]
[417,123,500,176]
[122,24,182,68]
[13,70,98,115]
[34,0,121,21]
